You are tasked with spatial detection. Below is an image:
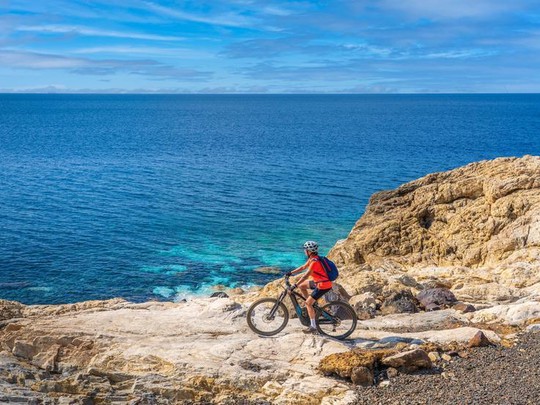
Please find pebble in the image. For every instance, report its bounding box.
[428,352,440,362]
[441,353,452,361]
[526,324,540,332]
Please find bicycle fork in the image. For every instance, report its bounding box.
[268,290,287,318]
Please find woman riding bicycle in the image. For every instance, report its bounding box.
[288,241,332,334]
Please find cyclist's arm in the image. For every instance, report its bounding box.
[295,267,313,285]
[290,261,309,276]
[295,259,317,284]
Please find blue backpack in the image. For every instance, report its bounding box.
[319,256,339,282]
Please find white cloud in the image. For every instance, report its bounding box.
[0,50,86,69]
[377,0,523,19]
[142,1,258,28]
[0,49,211,80]
[17,24,184,41]
[423,49,498,59]
[71,46,214,59]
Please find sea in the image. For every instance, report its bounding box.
[1,94,539,305]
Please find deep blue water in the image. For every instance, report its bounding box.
[1,94,539,304]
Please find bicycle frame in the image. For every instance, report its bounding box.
[269,276,334,326]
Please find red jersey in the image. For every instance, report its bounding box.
[309,256,333,290]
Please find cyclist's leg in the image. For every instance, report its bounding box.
[305,296,316,325]
[312,287,332,302]
[305,283,325,328]
[297,280,311,300]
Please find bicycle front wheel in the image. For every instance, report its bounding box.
[247,298,289,336]
[316,301,357,340]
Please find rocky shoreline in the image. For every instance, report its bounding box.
[1,155,540,404]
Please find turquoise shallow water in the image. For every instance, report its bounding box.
[1,94,539,304]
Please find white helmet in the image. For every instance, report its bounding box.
[303,241,319,253]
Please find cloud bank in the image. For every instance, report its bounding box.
[1,0,539,92]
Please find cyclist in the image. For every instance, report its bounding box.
[287,241,333,334]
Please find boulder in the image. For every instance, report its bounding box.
[0,300,25,321]
[452,302,476,313]
[381,349,432,370]
[350,366,373,386]
[322,283,352,304]
[349,292,377,320]
[527,324,540,332]
[319,349,394,378]
[468,331,493,348]
[253,267,282,275]
[386,367,399,378]
[228,287,245,296]
[210,292,229,298]
[395,275,423,290]
[339,270,388,296]
[380,289,418,315]
[416,288,457,311]
[421,279,453,290]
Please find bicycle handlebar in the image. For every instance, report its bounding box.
[284,274,295,290]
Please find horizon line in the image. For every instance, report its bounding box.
[1,92,539,96]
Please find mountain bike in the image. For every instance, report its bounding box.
[246,275,357,340]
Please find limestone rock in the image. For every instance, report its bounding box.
[421,279,453,290]
[470,301,540,325]
[327,156,540,304]
[453,282,523,303]
[452,302,476,313]
[228,287,245,296]
[253,266,282,275]
[1,298,356,405]
[319,349,394,378]
[381,349,432,370]
[527,324,540,332]
[0,300,25,321]
[2,157,540,404]
[338,270,388,297]
[323,283,352,304]
[349,292,377,320]
[395,274,423,290]
[358,308,468,333]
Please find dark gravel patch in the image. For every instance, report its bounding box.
[356,331,540,405]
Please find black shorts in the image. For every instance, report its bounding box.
[309,280,332,300]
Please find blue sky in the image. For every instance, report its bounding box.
[1,0,539,93]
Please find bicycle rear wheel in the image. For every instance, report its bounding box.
[247,298,289,336]
[316,301,357,340]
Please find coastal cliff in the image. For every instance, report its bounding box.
[1,156,540,404]
[328,155,540,312]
